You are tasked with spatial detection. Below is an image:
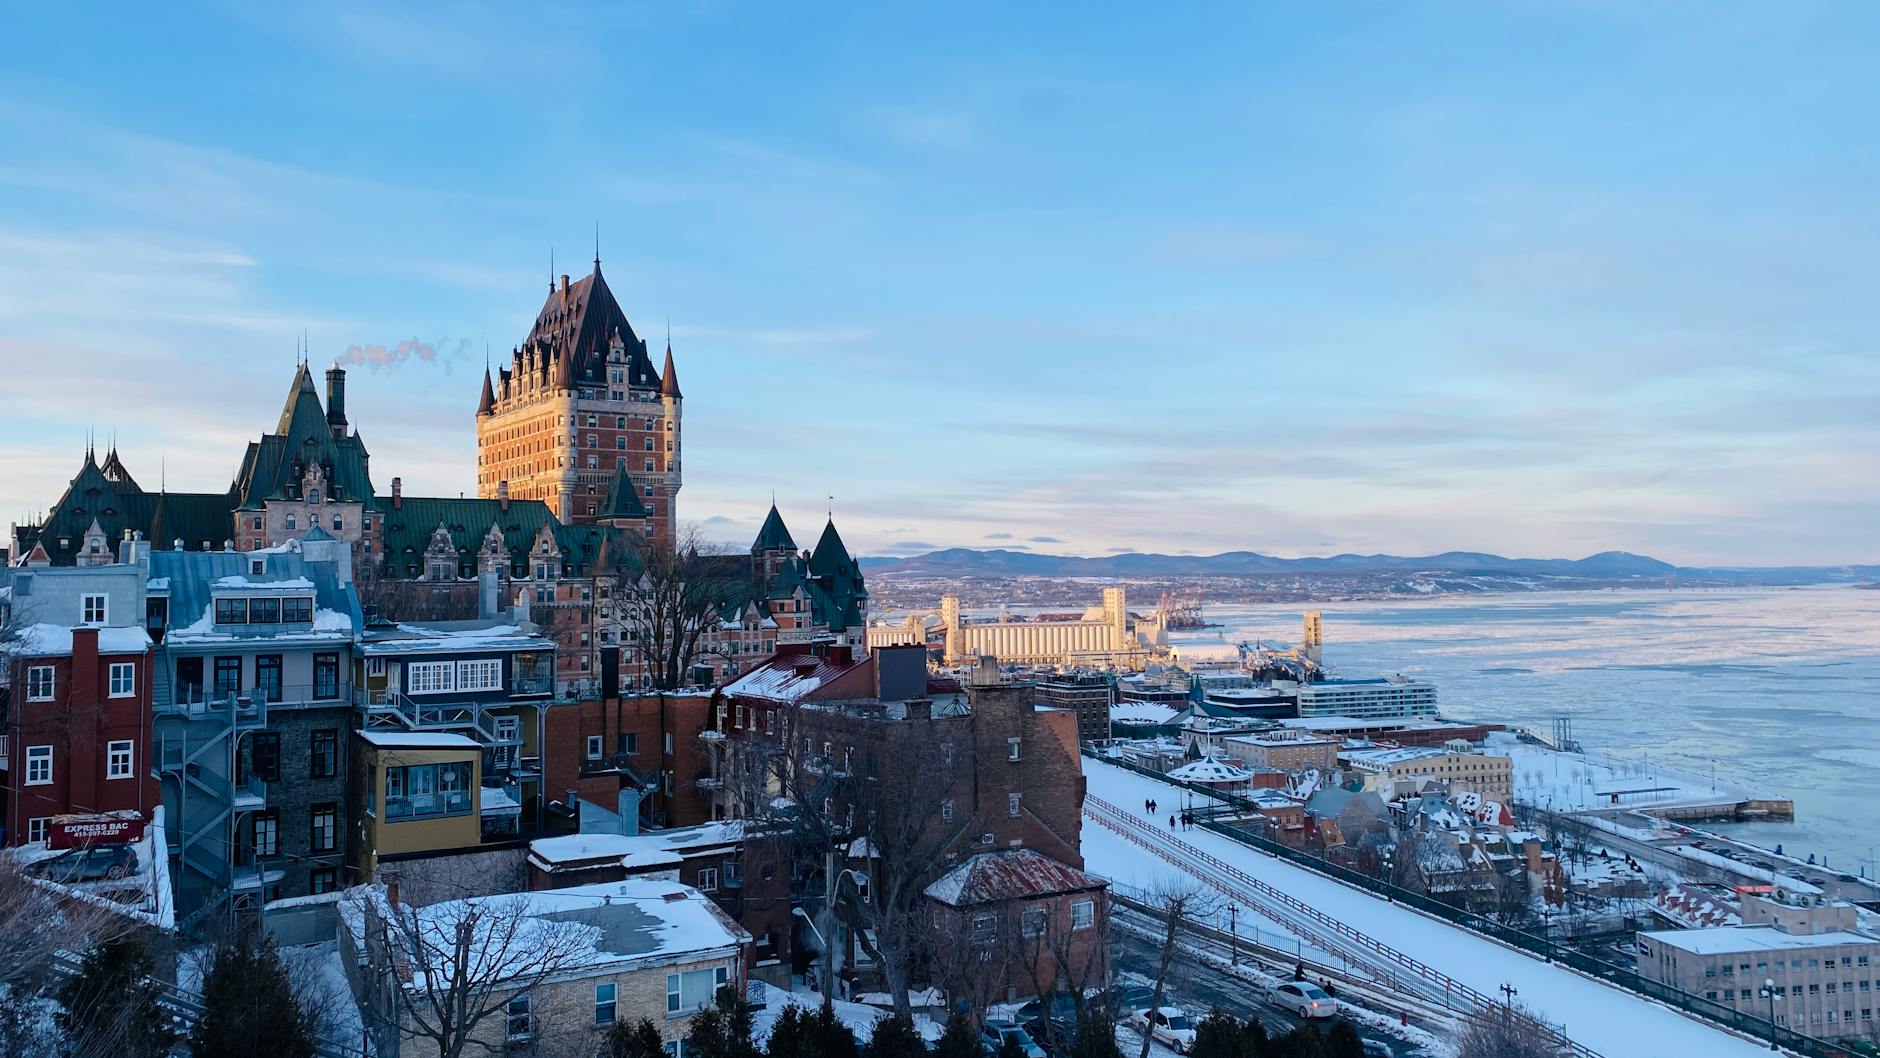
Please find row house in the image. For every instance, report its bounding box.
[1,558,159,846]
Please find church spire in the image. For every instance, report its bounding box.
[477,364,496,416]
[660,342,682,399]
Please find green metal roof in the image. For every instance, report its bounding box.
[751,504,796,552]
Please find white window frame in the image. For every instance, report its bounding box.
[107,740,134,780]
[455,659,503,692]
[586,735,604,760]
[1009,792,1022,817]
[1071,899,1095,930]
[495,716,520,742]
[407,661,455,695]
[1007,737,1021,762]
[367,657,387,677]
[25,745,52,786]
[26,818,49,844]
[695,868,719,892]
[25,666,54,702]
[108,662,136,698]
[81,594,107,625]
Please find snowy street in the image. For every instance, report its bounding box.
[1080,759,1786,1058]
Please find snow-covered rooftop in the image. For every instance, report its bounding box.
[3,623,151,657]
[359,620,551,655]
[356,731,481,749]
[529,822,744,868]
[1166,756,1253,783]
[1639,924,1880,956]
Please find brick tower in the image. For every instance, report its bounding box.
[474,256,682,543]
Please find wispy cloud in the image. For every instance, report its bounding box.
[339,337,471,373]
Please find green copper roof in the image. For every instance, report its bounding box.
[596,464,651,521]
[752,504,796,552]
[231,365,377,511]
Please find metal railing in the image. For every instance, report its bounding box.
[1089,750,1859,1058]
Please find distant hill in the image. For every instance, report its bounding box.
[858,549,1880,586]
[859,547,1682,578]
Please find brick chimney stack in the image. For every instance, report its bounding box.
[391,477,403,510]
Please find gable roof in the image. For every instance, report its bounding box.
[923,849,1107,907]
[230,364,376,511]
[29,452,233,564]
[377,495,639,579]
[596,465,651,521]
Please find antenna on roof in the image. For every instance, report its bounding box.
[594,220,601,268]
[828,493,834,519]
[549,247,555,292]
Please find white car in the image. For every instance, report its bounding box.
[1130,1006,1197,1053]
[1267,981,1337,1019]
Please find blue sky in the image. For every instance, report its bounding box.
[2,3,1875,566]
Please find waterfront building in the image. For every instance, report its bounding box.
[1221,730,1342,773]
[1032,670,1115,743]
[939,587,1160,666]
[1341,740,1514,801]
[1295,675,1438,720]
[1637,889,1880,1041]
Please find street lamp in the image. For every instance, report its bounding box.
[1758,978,1778,1050]
[1228,904,1238,965]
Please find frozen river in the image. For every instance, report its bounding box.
[1171,587,1880,874]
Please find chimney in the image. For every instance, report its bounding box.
[384,873,401,908]
[497,480,509,513]
[391,477,403,510]
[325,365,348,437]
[560,274,571,300]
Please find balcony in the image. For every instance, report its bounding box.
[163,682,352,722]
[231,858,287,892]
[511,675,554,698]
[232,776,268,812]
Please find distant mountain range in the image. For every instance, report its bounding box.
[859,547,1876,584]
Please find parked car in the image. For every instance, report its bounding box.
[981,1022,1046,1058]
[1103,985,1157,1015]
[1267,981,1336,1019]
[27,845,137,883]
[1129,1007,1197,1053]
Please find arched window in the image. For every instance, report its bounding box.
[307,490,320,505]
[332,515,343,531]
[285,514,297,530]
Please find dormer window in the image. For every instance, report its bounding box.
[250,559,265,575]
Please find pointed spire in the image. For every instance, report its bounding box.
[477,364,496,416]
[660,341,682,399]
[594,220,601,272]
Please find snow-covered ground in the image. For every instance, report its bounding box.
[1080,759,1782,1058]
[1497,733,1773,813]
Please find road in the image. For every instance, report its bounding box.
[1552,806,1880,903]
[1112,926,1437,1057]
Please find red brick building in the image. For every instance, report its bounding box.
[541,691,718,829]
[924,849,1110,1006]
[3,624,160,846]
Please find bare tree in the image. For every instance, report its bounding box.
[610,526,747,692]
[1456,1000,1564,1058]
[754,704,963,1020]
[0,856,129,1058]
[1138,881,1213,1058]
[346,885,602,1058]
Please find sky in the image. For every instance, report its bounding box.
[1,3,1876,567]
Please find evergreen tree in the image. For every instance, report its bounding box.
[765,1005,814,1058]
[812,1001,859,1058]
[932,1009,980,1058]
[1267,1024,1326,1058]
[686,985,761,1058]
[55,936,173,1058]
[605,1017,666,1058]
[1322,1019,1365,1058]
[1191,1007,1245,1058]
[865,1013,926,1058]
[1068,1010,1124,1058]
[1242,1014,1268,1056]
[191,926,315,1058]
[995,1029,1029,1058]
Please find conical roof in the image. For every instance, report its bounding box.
[752,504,795,552]
[809,519,857,579]
[660,343,682,398]
[477,366,496,416]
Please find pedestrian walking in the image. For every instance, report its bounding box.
[1169,815,1177,829]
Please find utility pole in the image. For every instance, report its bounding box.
[1228,904,1238,965]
